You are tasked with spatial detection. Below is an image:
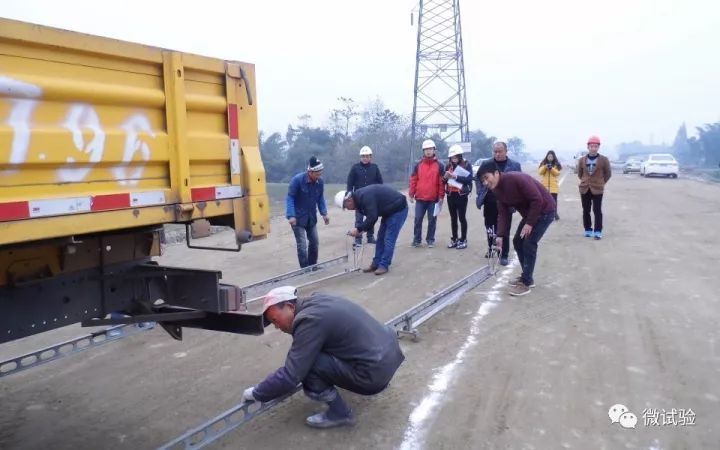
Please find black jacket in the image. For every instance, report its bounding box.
[252,293,405,402]
[346,162,383,192]
[444,159,474,196]
[352,184,408,232]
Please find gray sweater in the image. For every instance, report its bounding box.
[253,293,405,402]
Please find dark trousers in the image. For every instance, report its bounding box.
[551,193,558,213]
[373,207,408,269]
[482,196,511,258]
[413,200,437,244]
[302,352,390,402]
[513,212,555,286]
[581,191,604,232]
[291,223,319,268]
[447,193,468,241]
[354,210,375,239]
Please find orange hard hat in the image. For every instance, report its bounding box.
[587,135,601,145]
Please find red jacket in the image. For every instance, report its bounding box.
[409,157,445,202]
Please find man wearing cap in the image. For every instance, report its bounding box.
[577,135,611,240]
[340,184,408,275]
[286,156,329,268]
[409,139,445,248]
[345,145,384,247]
[242,287,405,428]
[474,139,522,265]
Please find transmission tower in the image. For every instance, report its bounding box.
[410,0,470,168]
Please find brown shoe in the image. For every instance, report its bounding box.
[374,266,388,275]
[508,276,535,288]
[363,265,378,273]
[509,283,531,297]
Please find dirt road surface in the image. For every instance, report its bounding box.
[1,174,718,450]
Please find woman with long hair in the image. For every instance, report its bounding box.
[538,150,562,220]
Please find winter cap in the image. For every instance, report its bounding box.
[307,156,324,172]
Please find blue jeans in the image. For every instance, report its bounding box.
[291,223,319,268]
[355,210,375,239]
[513,212,555,286]
[413,200,437,244]
[373,207,408,269]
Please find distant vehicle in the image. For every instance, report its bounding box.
[472,158,488,177]
[611,160,626,170]
[640,154,679,178]
[623,158,643,174]
[572,150,589,173]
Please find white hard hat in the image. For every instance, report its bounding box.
[422,139,436,150]
[448,144,464,158]
[359,145,373,156]
[334,190,349,209]
[262,286,297,324]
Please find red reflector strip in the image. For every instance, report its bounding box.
[191,187,217,202]
[228,104,239,139]
[92,193,131,211]
[0,201,30,221]
[191,186,243,202]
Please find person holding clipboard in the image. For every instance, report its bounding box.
[443,144,474,249]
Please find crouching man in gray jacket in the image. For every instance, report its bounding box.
[242,286,405,428]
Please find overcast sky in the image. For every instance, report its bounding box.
[3,0,719,157]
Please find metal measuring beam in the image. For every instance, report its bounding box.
[0,324,150,378]
[158,264,494,449]
[240,255,350,302]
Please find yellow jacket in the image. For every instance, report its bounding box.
[538,164,561,193]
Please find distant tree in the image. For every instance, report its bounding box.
[330,97,359,139]
[469,129,495,161]
[507,136,529,161]
[696,122,720,167]
[672,123,691,164]
[259,132,287,182]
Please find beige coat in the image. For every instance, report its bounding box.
[577,154,611,194]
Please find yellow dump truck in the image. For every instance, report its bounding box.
[0,18,269,343]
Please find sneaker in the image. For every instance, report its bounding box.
[305,411,356,429]
[509,283,531,297]
[584,230,593,238]
[456,240,467,249]
[366,236,376,244]
[594,231,603,240]
[362,264,378,273]
[427,241,435,248]
[555,214,560,221]
[484,249,492,258]
[508,276,535,288]
[374,266,388,275]
[411,241,422,248]
[499,257,509,266]
[447,239,457,249]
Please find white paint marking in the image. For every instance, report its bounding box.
[173,352,187,358]
[626,366,647,375]
[399,262,517,450]
[57,104,106,183]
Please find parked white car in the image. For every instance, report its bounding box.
[640,154,679,178]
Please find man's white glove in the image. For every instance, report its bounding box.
[242,387,257,403]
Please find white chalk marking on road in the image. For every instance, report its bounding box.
[398,262,516,450]
[626,366,647,375]
[173,352,187,358]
